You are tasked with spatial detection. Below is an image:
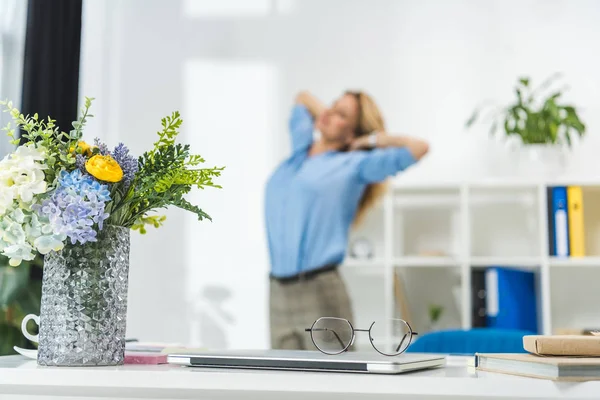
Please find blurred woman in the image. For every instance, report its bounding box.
[265,90,429,350]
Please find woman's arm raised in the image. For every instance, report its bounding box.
[295,91,326,120]
[351,133,429,183]
[350,132,429,161]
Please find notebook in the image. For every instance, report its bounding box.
[475,353,600,381]
[523,335,600,357]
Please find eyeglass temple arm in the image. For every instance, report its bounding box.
[394,331,418,353]
[305,328,346,349]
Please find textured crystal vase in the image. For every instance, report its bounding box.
[37,225,130,366]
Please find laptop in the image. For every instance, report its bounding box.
[167,349,445,374]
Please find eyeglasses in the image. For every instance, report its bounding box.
[305,317,418,356]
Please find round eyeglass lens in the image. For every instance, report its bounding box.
[310,317,353,354]
[369,319,412,356]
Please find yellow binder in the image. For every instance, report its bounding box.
[567,186,586,257]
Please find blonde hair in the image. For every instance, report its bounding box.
[346,91,388,227]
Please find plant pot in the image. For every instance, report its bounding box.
[427,321,442,332]
[514,144,566,179]
[37,225,130,366]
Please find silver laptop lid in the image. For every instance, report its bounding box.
[167,349,445,374]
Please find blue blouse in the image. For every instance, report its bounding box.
[265,105,417,278]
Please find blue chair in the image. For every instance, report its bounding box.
[406,328,533,355]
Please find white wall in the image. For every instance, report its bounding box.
[80,0,600,347]
[0,0,27,158]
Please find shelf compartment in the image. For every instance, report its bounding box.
[394,208,461,259]
[550,268,600,334]
[469,187,540,258]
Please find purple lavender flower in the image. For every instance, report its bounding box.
[94,137,111,156]
[75,154,87,173]
[111,143,138,189]
[33,170,111,245]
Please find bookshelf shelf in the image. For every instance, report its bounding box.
[469,193,537,207]
[470,256,541,268]
[349,178,600,341]
[393,256,460,268]
[342,258,385,269]
[394,195,459,209]
[391,177,600,189]
[549,257,600,267]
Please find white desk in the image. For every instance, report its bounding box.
[0,355,598,400]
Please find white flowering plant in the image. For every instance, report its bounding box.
[0,98,223,267]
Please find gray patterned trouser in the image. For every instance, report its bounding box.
[269,268,354,350]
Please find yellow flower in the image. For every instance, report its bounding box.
[70,141,94,156]
[85,155,123,183]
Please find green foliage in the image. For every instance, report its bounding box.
[0,262,29,306]
[106,111,224,230]
[148,111,183,160]
[428,304,444,323]
[0,255,43,355]
[466,74,586,147]
[0,97,95,185]
[131,215,167,234]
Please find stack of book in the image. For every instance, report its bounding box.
[476,335,600,381]
[476,353,600,381]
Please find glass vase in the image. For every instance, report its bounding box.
[37,225,131,366]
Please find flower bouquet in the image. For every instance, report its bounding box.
[0,97,223,366]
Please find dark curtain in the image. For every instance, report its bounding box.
[20,0,82,283]
[21,0,83,134]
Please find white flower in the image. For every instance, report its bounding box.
[12,144,46,162]
[0,144,48,208]
[34,235,65,254]
[0,203,65,266]
[0,212,32,266]
[2,242,35,266]
[0,189,13,216]
[27,211,65,254]
[0,145,65,265]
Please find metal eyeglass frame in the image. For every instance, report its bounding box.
[305,317,419,356]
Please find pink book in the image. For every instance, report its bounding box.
[124,351,168,365]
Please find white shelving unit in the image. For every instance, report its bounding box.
[342,178,600,338]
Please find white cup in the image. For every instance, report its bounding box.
[21,314,40,343]
[14,314,40,359]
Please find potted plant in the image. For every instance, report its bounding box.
[466,73,586,177]
[428,304,444,332]
[0,98,223,366]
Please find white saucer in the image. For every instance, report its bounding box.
[13,346,37,359]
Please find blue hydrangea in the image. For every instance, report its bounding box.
[33,170,111,245]
[111,143,138,189]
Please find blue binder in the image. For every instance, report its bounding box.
[485,267,538,333]
[552,186,570,257]
[546,187,555,256]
